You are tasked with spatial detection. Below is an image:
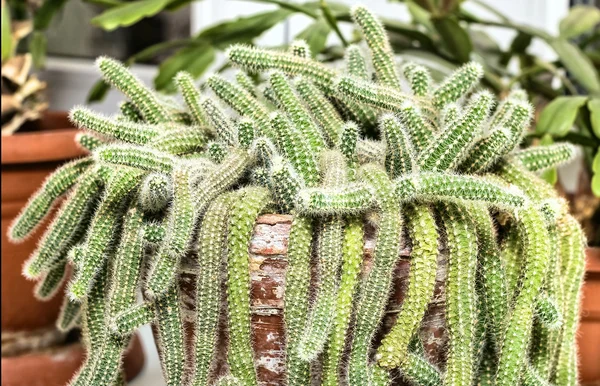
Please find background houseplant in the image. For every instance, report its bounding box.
[10,5,589,385]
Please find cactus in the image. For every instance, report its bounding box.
[284,216,313,386]
[226,187,272,386]
[191,194,232,386]
[70,108,158,145]
[376,204,438,369]
[10,7,588,386]
[347,164,401,386]
[322,217,364,386]
[440,203,478,386]
[9,158,92,241]
[145,167,193,299]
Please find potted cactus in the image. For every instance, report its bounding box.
[9,5,588,386]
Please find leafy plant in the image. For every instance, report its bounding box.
[11,5,587,386]
[1,0,48,134]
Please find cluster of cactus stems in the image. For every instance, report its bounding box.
[9,5,587,386]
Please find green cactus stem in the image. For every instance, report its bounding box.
[9,157,92,241]
[322,217,364,386]
[201,98,237,147]
[154,283,186,386]
[97,57,171,124]
[228,45,336,93]
[207,74,271,139]
[77,134,108,154]
[440,203,478,386]
[432,62,484,109]
[554,215,586,386]
[336,75,406,113]
[403,63,431,98]
[34,261,67,300]
[192,148,251,217]
[57,296,81,332]
[226,187,272,386]
[174,72,209,127]
[270,157,302,213]
[269,112,320,187]
[295,77,344,146]
[191,194,232,386]
[69,167,144,300]
[348,164,402,386]
[149,126,207,155]
[118,101,143,122]
[70,108,159,145]
[376,204,438,369]
[269,72,326,153]
[512,143,577,173]
[418,91,494,172]
[496,205,550,386]
[380,114,417,177]
[236,118,255,150]
[22,167,104,279]
[284,216,314,386]
[96,144,174,174]
[139,173,172,213]
[351,5,400,87]
[298,151,347,360]
[146,167,193,299]
[235,71,256,96]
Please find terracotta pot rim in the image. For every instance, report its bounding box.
[1,111,85,165]
[586,246,600,273]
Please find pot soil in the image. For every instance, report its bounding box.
[1,111,145,384]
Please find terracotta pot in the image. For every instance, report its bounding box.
[1,111,145,384]
[579,247,600,385]
[1,332,145,386]
[1,111,86,333]
[161,214,448,385]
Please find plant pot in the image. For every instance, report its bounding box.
[158,214,448,385]
[1,111,86,334]
[579,247,600,385]
[1,111,145,384]
[1,332,145,386]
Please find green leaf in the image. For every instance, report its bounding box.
[592,151,600,197]
[540,134,557,184]
[536,96,588,137]
[406,1,434,32]
[91,0,170,31]
[589,98,600,139]
[87,79,111,103]
[154,44,215,92]
[29,31,46,68]
[559,5,600,40]
[1,2,12,61]
[295,16,331,57]
[194,9,292,49]
[432,16,472,63]
[33,0,69,30]
[550,38,600,93]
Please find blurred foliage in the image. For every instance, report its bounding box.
[3,0,600,193]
